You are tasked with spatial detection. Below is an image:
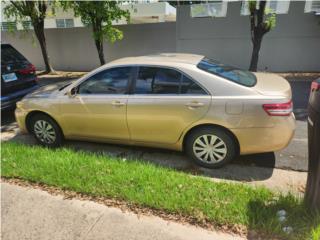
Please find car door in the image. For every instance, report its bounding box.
[59,67,133,141]
[127,66,211,144]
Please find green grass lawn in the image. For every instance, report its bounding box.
[1,142,319,239]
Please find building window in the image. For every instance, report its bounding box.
[191,1,228,18]
[241,0,290,15]
[305,0,320,13]
[269,0,278,11]
[22,21,33,30]
[240,1,251,16]
[1,22,17,31]
[56,19,74,28]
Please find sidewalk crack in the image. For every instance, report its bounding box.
[82,212,104,240]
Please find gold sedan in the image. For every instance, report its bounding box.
[15,54,295,168]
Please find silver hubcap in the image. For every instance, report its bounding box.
[34,120,56,144]
[193,134,227,163]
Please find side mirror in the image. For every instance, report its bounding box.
[67,87,77,98]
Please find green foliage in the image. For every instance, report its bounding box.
[61,1,130,43]
[312,224,320,240]
[248,0,257,13]
[3,1,54,25]
[248,0,276,33]
[264,7,276,30]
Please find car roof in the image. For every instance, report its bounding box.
[109,53,205,66]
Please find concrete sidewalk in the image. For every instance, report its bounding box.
[1,182,246,240]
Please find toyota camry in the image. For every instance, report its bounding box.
[15,53,295,168]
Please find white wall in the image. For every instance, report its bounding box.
[1,22,176,71]
[176,1,320,72]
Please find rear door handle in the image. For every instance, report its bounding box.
[111,100,125,107]
[185,101,204,108]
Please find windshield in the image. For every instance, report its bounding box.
[197,57,257,87]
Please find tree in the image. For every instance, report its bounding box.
[248,1,276,71]
[62,1,130,65]
[4,1,55,73]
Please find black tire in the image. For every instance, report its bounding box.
[185,127,237,169]
[29,113,63,148]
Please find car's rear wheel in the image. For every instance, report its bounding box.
[185,127,237,168]
[30,114,63,147]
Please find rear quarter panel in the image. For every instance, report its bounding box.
[175,65,295,154]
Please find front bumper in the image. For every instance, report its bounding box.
[15,106,28,133]
[1,85,39,110]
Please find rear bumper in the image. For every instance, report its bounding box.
[1,85,39,110]
[233,113,296,155]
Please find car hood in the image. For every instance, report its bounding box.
[25,81,72,98]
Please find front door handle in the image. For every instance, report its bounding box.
[185,101,204,108]
[111,100,125,107]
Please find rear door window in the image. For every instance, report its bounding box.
[134,66,208,95]
[180,75,207,95]
[135,67,181,94]
[197,57,257,87]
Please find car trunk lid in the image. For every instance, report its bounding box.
[252,72,292,99]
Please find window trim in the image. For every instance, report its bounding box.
[76,66,135,96]
[131,65,209,96]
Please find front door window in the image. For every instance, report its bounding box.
[78,67,131,95]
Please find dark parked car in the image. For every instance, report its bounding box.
[1,44,38,110]
[305,78,320,210]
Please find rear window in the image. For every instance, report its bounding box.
[1,44,27,64]
[197,57,257,87]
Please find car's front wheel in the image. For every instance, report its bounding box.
[185,127,237,168]
[30,114,63,147]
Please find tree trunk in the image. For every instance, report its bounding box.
[249,36,262,72]
[33,22,54,74]
[94,38,105,65]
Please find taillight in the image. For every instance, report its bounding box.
[263,101,293,116]
[18,64,36,74]
[311,81,320,91]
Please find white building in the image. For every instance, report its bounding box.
[0,1,176,31]
[2,0,319,31]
